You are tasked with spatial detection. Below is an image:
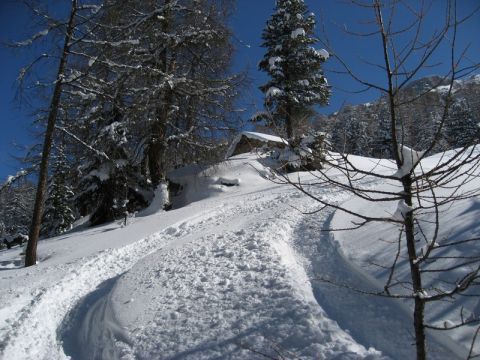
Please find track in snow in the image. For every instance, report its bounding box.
[1,194,270,359]
[58,185,390,359]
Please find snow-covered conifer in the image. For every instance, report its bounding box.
[370,101,393,158]
[41,144,75,237]
[0,178,35,239]
[74,99,150,225]
[259,0,330,138]
[73,0,240,189]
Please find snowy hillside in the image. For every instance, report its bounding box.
[0,151,478,359]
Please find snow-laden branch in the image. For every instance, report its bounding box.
[0,170,28,193]
[56,126,110,161]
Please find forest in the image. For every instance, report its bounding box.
[0,1,479,359]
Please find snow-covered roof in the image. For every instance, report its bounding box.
[226,131,288,158]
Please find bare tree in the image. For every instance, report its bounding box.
[9,0,104,266]
[24,0,79,267]
[276,1,480,358]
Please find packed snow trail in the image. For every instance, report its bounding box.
[0,205,238,359]
[1,185,303,359]
[62,172,459,359]
[64,188,385,359]
[0,155,275,359]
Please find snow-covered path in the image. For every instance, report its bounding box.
[61,185,386,360]
[1,184,288,359]
[0,154,469,359]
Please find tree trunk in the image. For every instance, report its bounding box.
[148,120,167,187]
[375,2,427,356]
[403,176,427,360]
[285,102,293,139]
[147,0,172,186]
[25,0,78,267]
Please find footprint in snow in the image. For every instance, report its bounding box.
[165,226,178,235]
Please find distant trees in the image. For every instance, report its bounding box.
[318,75,480,158]
[330,105,370,155]
[258,0,329,138]
[0,178,35,241]
[445,98,479,148]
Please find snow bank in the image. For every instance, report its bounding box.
[331,150,480,357]
[139,182,169,216]
[168,153,271,207]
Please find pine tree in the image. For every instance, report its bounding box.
[371,100,393,158]
[259,0,330,138]
[41,144,75,237]
[16,1,239,229]
[0,179,35,239]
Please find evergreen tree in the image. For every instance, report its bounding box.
[50,0,239,225]
[0,178,35,239]
[371,101,393,158]
[259,0,330,138]
[65,0,240,218]
[345,116,370,155]
[74,100,149,226]
[41,145,75,237]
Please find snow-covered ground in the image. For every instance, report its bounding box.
[0,152,477,359]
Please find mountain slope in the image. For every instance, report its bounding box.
[315,74,480,157]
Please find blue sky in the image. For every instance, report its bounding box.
[1,0,479,181]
